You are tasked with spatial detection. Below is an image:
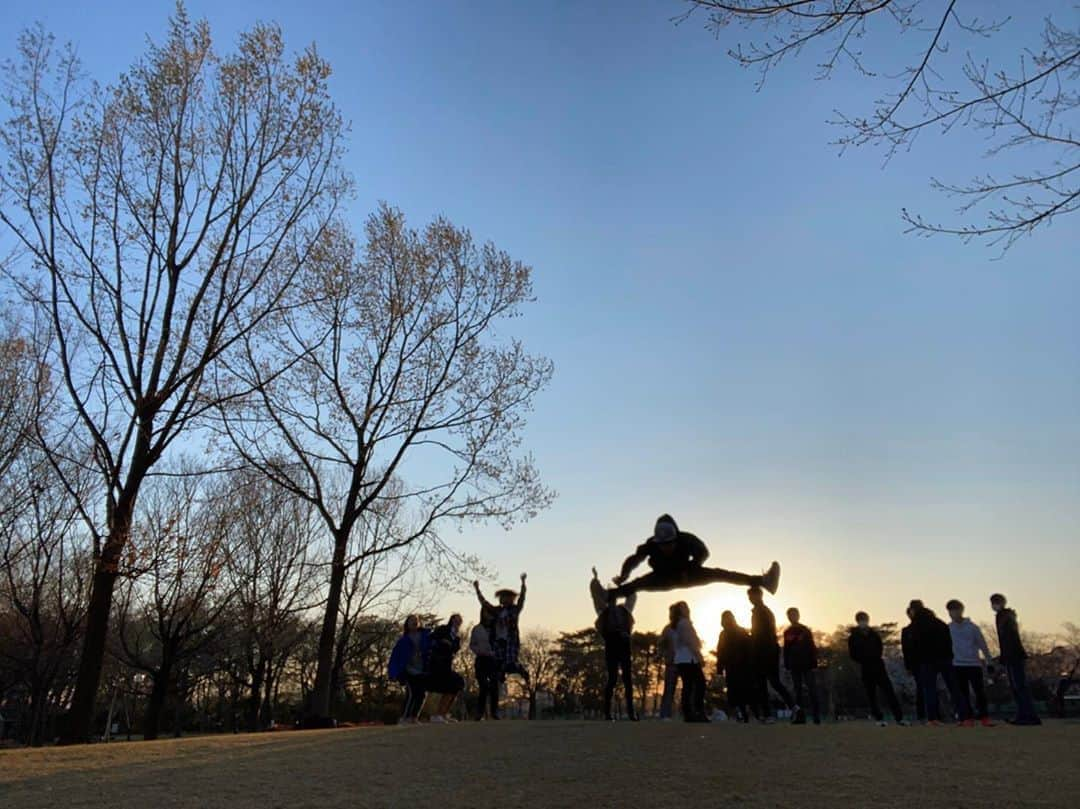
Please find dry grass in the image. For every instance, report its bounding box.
[1,720,1077,808]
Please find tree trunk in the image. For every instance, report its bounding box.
[246,657,265,732]
[59,538,124,744]
[143,668,170,741]
[28,679,46,747]
[305,532,348,726]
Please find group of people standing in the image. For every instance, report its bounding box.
[389,514,1043,727]
[388,575,530,723]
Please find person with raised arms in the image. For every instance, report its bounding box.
[590,567,638,721]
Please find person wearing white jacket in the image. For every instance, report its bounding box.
[673,602,709,723]
[946,599,995,727]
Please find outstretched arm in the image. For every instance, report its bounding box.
[473,581,495,611]
[589,568,607,614]
[614,545,648,584]
[517,573,527,613]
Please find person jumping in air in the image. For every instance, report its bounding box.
[607,514,780,599]
[475,574,530,685]
[590,567,638,721]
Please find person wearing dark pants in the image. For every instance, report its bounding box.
[388,615,433,724]
[991,593,1041,726]
[901,602,926,721]
[469,607,499,720]
[783,608,820,725]
[607,515,780,599]
[590,568,637,720]
[910,603,958,725]
[427,614,466,723]
[748,586,797,721]
[673,601,709,723]
[658,614,679,720]
[716,610,755,722]
[848,612,906,725]
[946,599,994,727]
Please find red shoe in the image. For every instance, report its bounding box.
[980,717,996,727]
[959,719,976,728]
[926,720,943,727]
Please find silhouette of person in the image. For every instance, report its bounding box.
[658,609,679,720]
[427,614,465,723]
[388,615,432,724]
[748,586,797,722]
[848,611,906,725]
[901,601,926,720]
[716,610,755,722]
[590,567,638,721]
[908,601,958,725]
[475,575,530,685]
[607,514,780,598]
[783,607,820,725]
[469,606,500,720]
[672,601,709,723]
[991,593,1041,726]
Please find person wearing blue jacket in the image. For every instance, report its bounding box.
[388,615,432,724]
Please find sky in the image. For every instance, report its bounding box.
[3,0,1077,645]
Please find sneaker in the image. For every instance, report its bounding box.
[959,719,976,728]
[926,720,943,727]
[876,720,888,727]
[980,717,996,727]
[762,561,781,595]
[897,720,911,727]
[660,717,673,722]
[430,715,447,724]
[445,716,459,724]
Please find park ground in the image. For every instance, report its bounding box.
[1,720,1078,808]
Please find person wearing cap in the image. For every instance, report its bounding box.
[590,567,638,720]
[607,514,781,599]
[475,574,530,686]
[990,593,1041,726]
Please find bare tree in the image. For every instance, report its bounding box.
[680,1,1079,248]
[222,470,321,731]
[0,6,346,742]
[216,206,554,724]
[112,471,234,740]
[0,445,91,745]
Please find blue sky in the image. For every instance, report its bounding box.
[4,0,1077,642]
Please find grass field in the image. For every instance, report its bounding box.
[2,720,1077,808]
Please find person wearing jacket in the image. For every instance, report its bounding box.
[590,567,638,721]
[783,608,820,725]
[848,612,905,725]
[716,610,755,723]
[748,586,797,722]
[469,607,500,721]
[946,599,994,727]
[901,601,926,721]
[427,614,465,723]
[909,602,958,725]
[475,574,529,684]
[673,601,709,723]
[607,514,780,598]
[658,610,679,720]
[991,593,1041,725]
[388,615,433,724]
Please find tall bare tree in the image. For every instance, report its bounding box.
[0,7,346,742]
[217,206,554,724]
[679,1,1079,247]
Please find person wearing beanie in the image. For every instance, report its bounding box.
[606,514,781,599]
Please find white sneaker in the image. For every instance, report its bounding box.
[430,715,447,724]
[876,720,888,727]
[445,716,459,723]
[898,720,911,726]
